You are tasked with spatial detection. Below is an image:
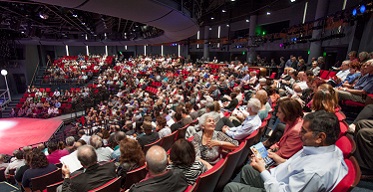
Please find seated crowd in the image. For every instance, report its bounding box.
[1,51,373,191]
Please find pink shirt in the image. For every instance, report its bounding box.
[47,149,69,164]
[271,118,303,159]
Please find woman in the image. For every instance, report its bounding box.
[253,90,271,121]
[192,116,238,165]
[21,150,58,191]
[340,60,361,88]
[156,116,171,138]
[168,139,211,185]
[265,98,304,159]
[117,138,145,188]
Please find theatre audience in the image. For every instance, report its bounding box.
[46,142,69,164]
[5,150,25,176]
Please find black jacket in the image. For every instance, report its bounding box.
[129,170,188,192]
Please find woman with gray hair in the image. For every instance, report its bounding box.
[192,116,238,165]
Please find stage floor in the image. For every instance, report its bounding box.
[0,118,63,155]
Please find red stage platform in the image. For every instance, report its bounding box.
[0,118,63,155]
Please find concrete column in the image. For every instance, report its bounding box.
[247,15,257,64]
[203,26,210,61]
[308,0,329,67]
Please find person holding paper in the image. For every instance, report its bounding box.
[223,110,348,192]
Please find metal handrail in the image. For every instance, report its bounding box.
[29,61,40,87]
[0,89,10,107]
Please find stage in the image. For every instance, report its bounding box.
[0,118,63,155]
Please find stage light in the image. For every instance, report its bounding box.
[72,13,78,17]
[1,69,11,102]
[222,9,226,13]
[290,0,296,2]
[352,9,357,16]
[226,24,230,27]
[279,43,284,47]
[209,27,212,30]
[211,17,215,20]
[1,69,7,76]
[360,5,366,13]
[266,12,271,15]
[246,19,250,22]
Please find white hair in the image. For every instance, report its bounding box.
[247,98,262,114]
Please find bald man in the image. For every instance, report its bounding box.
[61,145,116,192]
[129,145,188,192]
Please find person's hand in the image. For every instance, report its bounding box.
[62,164,71,178]
[250,155,266,173]
[222,126,229,133]
[268,151,286,164]
[206,139,221,148]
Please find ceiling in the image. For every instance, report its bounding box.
[0,0,306,45]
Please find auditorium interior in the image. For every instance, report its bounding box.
[0,0,373,191]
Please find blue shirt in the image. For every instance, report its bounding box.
[260,145,348,192]
[342,72,361,85]
[226,114,261,140]
[354,74,373,93]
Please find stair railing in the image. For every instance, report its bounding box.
[29,61,40,87]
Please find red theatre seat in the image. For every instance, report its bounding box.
[332,156,361,192]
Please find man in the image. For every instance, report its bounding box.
[90,135,113,162]
[61,145,116,192]
[223,110,348,192]
[337,59,373,103]
[47,142,69,164]
[129,145,188,192]
[137,121,160,148]
[65,136,75,154]
[329,60,351,86]
[110,131,126,162]
[5,150,25,175]
[222,98,262,140]
[78,129,91,144]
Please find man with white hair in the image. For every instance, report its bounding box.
[90,135,113,162]
[222,98,262,140]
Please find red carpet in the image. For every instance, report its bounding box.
[0,118,63,155]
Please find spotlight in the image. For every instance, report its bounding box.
[279,43,284,48]
[246,19,250,22]
[226,24,230,27]
[211,17,215,20]
[72,14,78,17]
[222,10,226,13]
[209,27,212,30]
[290,0,296,2]
[360,5,366,13]
[266,12,271,15]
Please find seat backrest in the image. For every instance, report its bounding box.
[176,124,189,140]
[0,168,6,182]
[143,138,163,154]
[31,168,63,191]
[88,177,121,192]
[215,141,247,192]
[335,134,356,158]
[123,165,148,190]
[339,120,349,138]
[237,130,259,170]
[332,156,361,192]
[328,71,337,79]
[320,70,329,79]
[189,158,227,192]
[161,131,178,151]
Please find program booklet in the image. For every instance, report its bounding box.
[250,142,275,168]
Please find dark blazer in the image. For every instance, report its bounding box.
[129,170,188,192]
[62,162,117,192]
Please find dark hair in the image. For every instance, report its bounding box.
[173,112,182,121]
[14,150,24,160]
[278,98,303,123]
[169,139,195,167]
[303,110,340,145]
[77,145,97,167]
[29,150,49,168]
[119,138,145,165]
[156,116,167,128]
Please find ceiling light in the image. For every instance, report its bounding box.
[209,27,212,30]
[72,14,78,17]
[222,10,226,13]
[39,12,49,20]
[21,31,25,34]
[231,0,235,1]
[82,22,85,25]
[226,24,230,27]
[266,12,271,15]
[246,19,250,22]
[211,17,215,20]
[290,0,296,2]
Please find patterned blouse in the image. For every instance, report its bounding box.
[192,131,239,165]
[167,160,206,185]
